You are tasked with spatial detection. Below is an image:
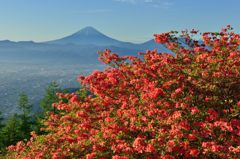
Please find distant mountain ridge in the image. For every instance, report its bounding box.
[0,26,173,64]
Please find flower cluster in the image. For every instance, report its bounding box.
[6,26,240,158]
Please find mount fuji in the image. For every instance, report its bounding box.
[0,26,172,64]
[47,26,128,46]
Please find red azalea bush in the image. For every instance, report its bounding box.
[5,26,240,158]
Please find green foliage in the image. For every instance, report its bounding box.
[0,112,4,130]
[0,81,80,156]
[18,93,31,117]
[0,114,22,153]
[0,93,34,154]
[17,93,33,138]
[77,88,88,100]
[40,81,60,114]
[31,81,61,134]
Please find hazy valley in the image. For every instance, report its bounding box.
[0,26,171,117]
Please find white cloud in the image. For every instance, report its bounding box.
[115,0,136,3]
[152,1,173,9]
[144,0,153,3]
[114,0,173,9]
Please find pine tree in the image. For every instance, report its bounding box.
[0,114,21,153]
[18,93,31,117]
[0,93,33,154]
[0,111,4,130]
[40,81,60,114]
[0,111,5,152]
[31,81,61,134]
[17,93,33,139]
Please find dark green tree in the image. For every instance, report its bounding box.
[17,92,33,139]
[0,111,4,129]
[18,93,31,117]
[0,111,5,151]
[40,81,60,114]
[0,93,35,154]
[0,114,22,153]
[31,81,61,134]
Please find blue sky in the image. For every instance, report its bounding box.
[0,0,239,43]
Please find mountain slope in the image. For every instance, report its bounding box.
[47,26,128,46]
[0,26,175,64]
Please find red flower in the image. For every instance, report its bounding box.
[146,144,155,152]
[112,155,129,159]
[189,148,200,157]
[190,107,200,115]
[86,152,96,159]
[187,134,197,141]
[132,137,146,153]
[70,95,79,103]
